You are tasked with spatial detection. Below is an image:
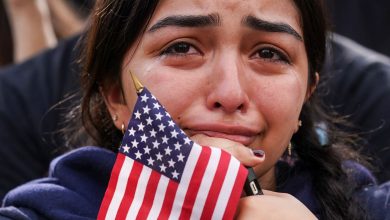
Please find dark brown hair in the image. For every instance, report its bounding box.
[71,0,368,219]
[0,0,14,67]
[75,0,159,150]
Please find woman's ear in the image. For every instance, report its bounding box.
[101,83,132,130]
[305,72,319,101]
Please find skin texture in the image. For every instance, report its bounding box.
[104,0,318,218]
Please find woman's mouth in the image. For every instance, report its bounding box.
[184,124,260,146]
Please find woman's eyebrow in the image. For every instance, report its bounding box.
[147,14,220,32]
[243,15,303,41]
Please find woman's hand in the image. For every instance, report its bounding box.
[236,190,318,219]
[190,134,264,167]
[190,134,317,219]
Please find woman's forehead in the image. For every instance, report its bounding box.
[149,0,302,36]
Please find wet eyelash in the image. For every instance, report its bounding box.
[160,42,196,56]
[256,47,291,65]
[261,47,290,64]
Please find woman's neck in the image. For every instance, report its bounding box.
[258,167,277,191]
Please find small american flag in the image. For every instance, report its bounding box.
[98,88,248,220]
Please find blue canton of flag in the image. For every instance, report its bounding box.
[121,89,192,181]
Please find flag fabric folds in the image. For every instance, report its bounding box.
[98,88,248,220]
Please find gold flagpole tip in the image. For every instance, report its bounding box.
[129,71,144,94]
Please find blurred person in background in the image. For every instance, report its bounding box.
[0,0,93,67]
[0,0,94,200]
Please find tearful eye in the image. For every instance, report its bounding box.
[169,42,190,53]
[259,49,275,58]
[259,49,281,60]
[253,47,290,64]
[162,42,198,55]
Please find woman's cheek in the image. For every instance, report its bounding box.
[252,75,304,122]
[141,69,202,120]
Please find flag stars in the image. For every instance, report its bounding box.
[177,153,185,162]
[128,127,136,136]
[164,146,172,155]
[146,117,153,125]
[174,142,182,151]
[122,144,130,153]
[159,164,167,173]
[134,111,141,119]
[156,152,163,161]
[162,135,169,144]
[153,102,160,109]
[131,139,139,148]
[168,120,175,127]
[172,170,179,179]
[143,146,151,154]
[147,157,154,166]
[138,122,145,131]
[155,112,163,120]
[158,123,166,132]
[150,129,157,138]
[168,158,176,167]
[118,90,194,182]
[143,105,151,114]
[152,140,159,149]
[141,93,149,102]
[171,130,178,138]
[184,137,191,145]
[135,150,142,159]
[140,134,148,143]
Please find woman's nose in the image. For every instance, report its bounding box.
[206,58,249,114]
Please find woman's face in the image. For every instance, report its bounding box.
[106,0,314,179]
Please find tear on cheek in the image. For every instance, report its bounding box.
[139,60,165,78]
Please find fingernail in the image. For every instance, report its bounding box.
[252,149,265,158]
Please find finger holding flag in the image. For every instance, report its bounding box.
[97,71,248,220]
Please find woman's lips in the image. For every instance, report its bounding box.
[186,128,259,146]
[196,130,256,146]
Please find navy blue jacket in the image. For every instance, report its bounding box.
[0,146,389,220]
[0,35,81,199]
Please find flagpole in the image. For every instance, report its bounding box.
[129,71,144,94]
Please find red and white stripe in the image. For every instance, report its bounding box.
[97,144,247,220]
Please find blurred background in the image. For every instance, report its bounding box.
[326,0,390,57]
[0,0,95,67]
